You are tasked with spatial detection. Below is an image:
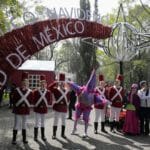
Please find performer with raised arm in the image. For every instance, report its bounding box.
[49,73,70,139]
[94,74,109,134]
[68,69,107,138]
[33,75,52,141]
[108,74,125,133]
[12,72,33,145]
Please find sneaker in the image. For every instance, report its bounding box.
[71,128,77,135]
[82,133,88,138]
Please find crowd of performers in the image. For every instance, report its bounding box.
[11,70,150,145]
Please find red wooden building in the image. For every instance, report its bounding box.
[9,60,55,89]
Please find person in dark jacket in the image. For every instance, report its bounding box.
[67,90,76,120]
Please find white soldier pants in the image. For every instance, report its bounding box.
[53,111,66,126]
[94,108,106,122]
[35,112,45,128]
[109,106,121,122]
[13,114,27,130]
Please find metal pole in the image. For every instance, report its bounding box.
[119,61,124,86]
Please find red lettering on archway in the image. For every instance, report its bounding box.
[0,18,112,85]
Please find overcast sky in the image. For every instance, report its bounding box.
[22,0,121,15]
[41,0,120,15]
[20,0,150,16]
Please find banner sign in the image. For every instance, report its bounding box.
[0,18,112,85]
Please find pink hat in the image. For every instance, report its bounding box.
[131,83,138,89]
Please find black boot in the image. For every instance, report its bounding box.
[61,125,67,139]
[41,127,47,141]
[145,119,149,135]
[101,122,108,133]
[94,122,98,134]
[34,127,38,141]
[22,129,28,144]
[52,126,57,139]
[12,130,17,145]
[110,121,116,133]
[116,121,121,132]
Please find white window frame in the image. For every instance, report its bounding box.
[28,74,40,89]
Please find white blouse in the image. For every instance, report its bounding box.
[137,89,150,107]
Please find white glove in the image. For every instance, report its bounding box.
[106,100,112,105]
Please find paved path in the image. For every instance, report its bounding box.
[0,106,150,150]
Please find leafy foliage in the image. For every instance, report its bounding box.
[96,50,117,81]
[0,0,22,33]
[78,0,98,84]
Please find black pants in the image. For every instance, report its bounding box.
[9,98,13,108]
[68,103,75,119]
[0,94,3,106]
[139,107,150,134]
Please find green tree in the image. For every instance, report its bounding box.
[0,0,22,34]
[101,2,150,87]
[96,50,117,81]
[79,0,98,84]
[126,3,150,83]
[53,39,81,81]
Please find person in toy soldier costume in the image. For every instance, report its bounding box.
[138,80,150,135]
[108,74,125,133]
[12,72,33,145]
[49,73,70,139]
[33,75,52,141]
[94,74,109,134]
